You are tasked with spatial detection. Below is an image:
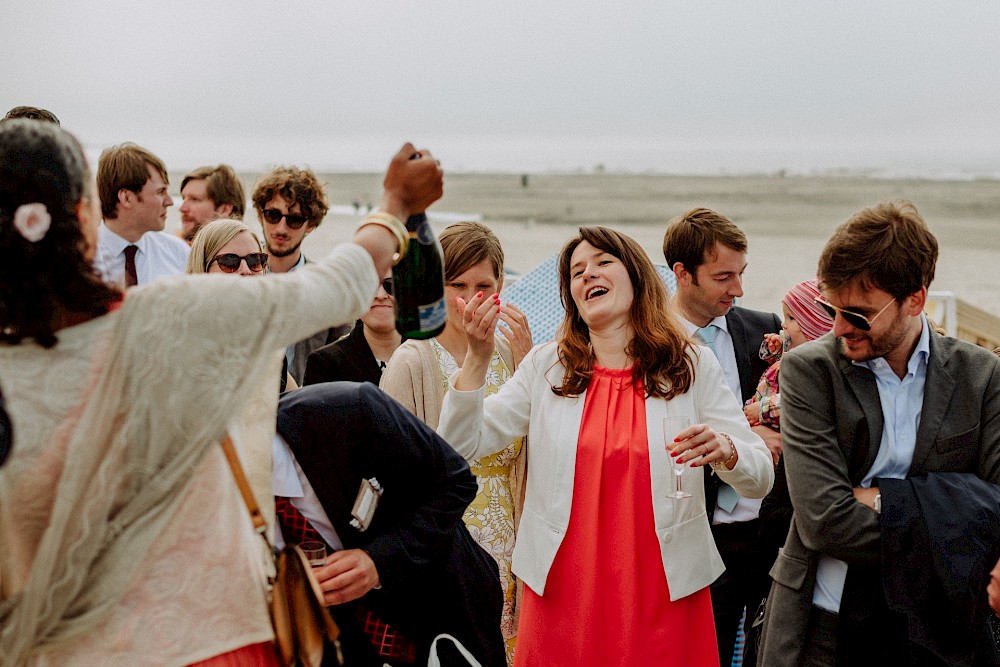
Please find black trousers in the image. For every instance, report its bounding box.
[710,519,771,667]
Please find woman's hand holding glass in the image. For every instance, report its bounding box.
[669,422,736,470]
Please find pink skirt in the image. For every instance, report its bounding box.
[187,641,281,667]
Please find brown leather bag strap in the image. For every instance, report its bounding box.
[220,434,270,540]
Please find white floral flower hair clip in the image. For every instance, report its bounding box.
[12,203,51,243]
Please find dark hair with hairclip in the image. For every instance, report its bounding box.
[0,120,121,348]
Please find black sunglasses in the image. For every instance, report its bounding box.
[262,208,308,229]
[380,278,394,295]
[814,297,894,332]
[210,252,269,273]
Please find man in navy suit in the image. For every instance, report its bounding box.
[663,208,781,667]
[273,382,504,667]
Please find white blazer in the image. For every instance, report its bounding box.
[438,342,774,601]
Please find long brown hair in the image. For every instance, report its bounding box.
[553,226,696,399]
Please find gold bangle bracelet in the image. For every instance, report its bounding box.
[711,432,738,471]
[357,211,409,264]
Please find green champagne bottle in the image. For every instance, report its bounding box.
[392,213,446,338]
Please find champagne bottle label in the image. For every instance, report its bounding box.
[417,296,446,331]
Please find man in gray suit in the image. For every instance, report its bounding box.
[758,201,1000,666]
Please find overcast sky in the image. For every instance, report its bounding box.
[4,1,1000,173]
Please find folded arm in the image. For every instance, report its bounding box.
[781,351,881,562]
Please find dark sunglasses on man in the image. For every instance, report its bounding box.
[814,296,894,332]
[209,252,269,273]
[261,208,309,230]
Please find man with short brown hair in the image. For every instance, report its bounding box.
[2,105,60,124]
[758,201,1000,666]
[178,164,246,243]
[95,143,188,287]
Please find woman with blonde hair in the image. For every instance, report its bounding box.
[186,217,268,276]
[0,119,442,667]
[438,226,774,666]
[381,221,532,664]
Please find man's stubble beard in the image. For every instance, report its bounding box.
[838,305,910,362]
[266,238,304,259]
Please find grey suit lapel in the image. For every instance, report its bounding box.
[911,332,955,474]
[841,359,884,481]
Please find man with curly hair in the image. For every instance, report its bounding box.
[252,167,348,382]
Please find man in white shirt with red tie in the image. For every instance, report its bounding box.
[94,143,188,287]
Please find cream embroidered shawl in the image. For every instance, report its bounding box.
[0,244,376,665]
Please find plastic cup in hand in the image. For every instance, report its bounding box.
[664,416,693,499]
[300,541,327,567]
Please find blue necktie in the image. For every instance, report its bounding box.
[696,324,739,512]
[695,325,720,357]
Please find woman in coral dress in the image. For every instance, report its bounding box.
[438,226,775,666]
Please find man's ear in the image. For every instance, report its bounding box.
[906,287,928,315]
[216,203,234,218]
[117,188,133,211]
[672,262,691,287]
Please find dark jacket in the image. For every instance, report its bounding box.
[879,473,1000,667]
[277,382,504,667]
[303,321,382,386]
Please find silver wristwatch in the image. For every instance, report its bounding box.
[874,493,882,514]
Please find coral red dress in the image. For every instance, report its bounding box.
[513,366,718,667]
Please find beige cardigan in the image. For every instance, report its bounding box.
[380,337,527,528]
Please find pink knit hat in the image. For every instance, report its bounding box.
[782,279,834,341]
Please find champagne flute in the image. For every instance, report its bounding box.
[664,416,693,499]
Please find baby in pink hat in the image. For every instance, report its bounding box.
[744,279,834,428]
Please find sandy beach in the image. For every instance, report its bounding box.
[167,171,1000,320]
